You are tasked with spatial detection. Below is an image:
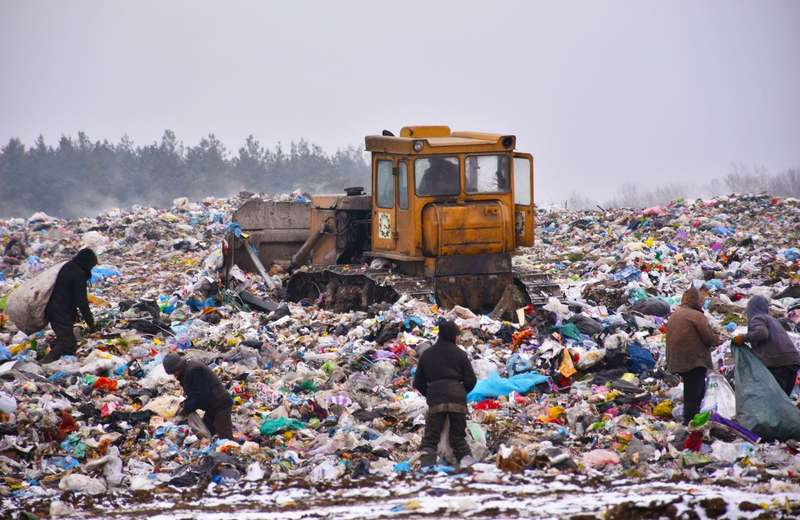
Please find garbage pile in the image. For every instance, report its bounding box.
[1,193,799,517]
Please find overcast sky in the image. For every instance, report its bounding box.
[1,0,798,203]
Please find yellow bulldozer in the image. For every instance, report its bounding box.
[230,125,558,313]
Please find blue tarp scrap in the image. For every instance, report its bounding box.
[467,371,549,403]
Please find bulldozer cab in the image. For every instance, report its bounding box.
[365,126,535,270]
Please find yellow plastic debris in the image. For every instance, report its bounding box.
[653,400,674,419]
[404,499,422,510]
[87,294,109,306]
[548,406,566,420]
[558,349,577,378]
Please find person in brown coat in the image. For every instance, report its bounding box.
[666,287,722,424]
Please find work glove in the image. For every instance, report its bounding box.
[732,335,746,346]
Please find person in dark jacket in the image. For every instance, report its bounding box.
[734,295,800,396]
[41,248,97,363]
[665,287,722,424]
[163,354,234,439]
[413,320,477,467]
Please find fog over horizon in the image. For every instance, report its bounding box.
[1,0,799,210]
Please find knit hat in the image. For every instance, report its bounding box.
[438,320,460,343]
[162,353,186,375]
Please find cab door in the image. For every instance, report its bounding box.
[372,156,397,251]
[513,153,534,247]
[394,159,412,254]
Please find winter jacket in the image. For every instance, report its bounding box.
[180,360,233,413]
[666,288,721,373]
[45,249,96,326]
[413,339,477,413]
[744,296,800,368]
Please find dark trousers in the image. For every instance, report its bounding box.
[43,322,77,362]
[679,366,707,425]
[203,406,233,440]
[769,365,799,397]
[420,411,470,460]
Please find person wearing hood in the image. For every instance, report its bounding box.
[413,320,477,467]
[162,354,234,439]
[41,248,98,363]
[733,295,800,396]
[666,287,722,424]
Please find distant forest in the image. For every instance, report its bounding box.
[0,131,370,218]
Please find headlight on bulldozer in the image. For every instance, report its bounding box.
[413,140,424,152]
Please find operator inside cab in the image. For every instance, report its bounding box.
[418,156,459,196]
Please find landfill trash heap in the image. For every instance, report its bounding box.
[0,192,799,517]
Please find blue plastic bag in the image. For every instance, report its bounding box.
[467,371,549,403]
[402,316,424,331]
[627,342,655,373]
[783,247,800,262]
[90,265,121,284]
[610,266,641,282]
[186,297,215,311]
[733,345,800,441]
[227,222,243,238]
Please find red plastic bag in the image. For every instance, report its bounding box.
[474,399,501,410]
[57,410,77,441]
[94,377,118,392]
[683,430,703,452]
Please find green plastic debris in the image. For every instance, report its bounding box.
[321,360,335,377]
[681,452,711,467]
[689,410,711,429]
[554,323,582,341]
[628,287,648,302]
[260,417,306,436]
[296,379,319,393]
[589,420,606,431]
[60,433,87,459]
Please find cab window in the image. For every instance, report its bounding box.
[465,154,510,193]
[415,156,460,196]
[376,160,393,208]
[513,157,531,205]
[398,161,409,209]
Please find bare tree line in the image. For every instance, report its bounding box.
[566,163,800,210]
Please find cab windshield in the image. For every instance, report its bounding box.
[465,154,510,193]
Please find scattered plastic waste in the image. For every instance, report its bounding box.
[0,193,799,517]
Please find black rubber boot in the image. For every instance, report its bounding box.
[419,452,436,467]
